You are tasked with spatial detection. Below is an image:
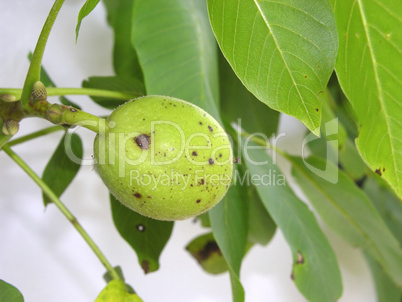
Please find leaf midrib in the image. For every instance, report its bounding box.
[252,0,315,129]
[356,0,400,192]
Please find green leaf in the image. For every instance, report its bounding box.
[289,155,402,287]
[132,0,220,120]
[243,140,342,302]
[364,253,402,302]
[209,179,248,302]
[110,194,173,274]
[76,0,101,42]
[247,185,276,246]
[42,133,83,206]
[95,280,143,302]
[28,52,81,110]
[331,0,402,199]
[363,176,402,245]
[208,0,338,135]
[218,50,279,137]
[186,232,228,275]
[82,76,145,109]
[0,280,24,302]
[102,0,143,79]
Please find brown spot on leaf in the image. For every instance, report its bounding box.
[304,75,308,79]
[195,241,221,262]
[142,260,150,274]
[135,134,150,150]
[375,168,382,176]
[296,252,304,264]
[315,108,319,112]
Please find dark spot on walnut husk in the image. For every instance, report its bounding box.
[136,224,145,232]
[315,108,319,112]
[375,168,382,176]
[135,134,150,150]
[208,125,213,132]
[199,122,203,125]
[192,151,198,156]
[134,192,142,198]
[196,199,201,203]
[200,179,205,185]
[142,260,150,274]
[70,108,77,112]
[219,153,222,158]
[208,158,214,165]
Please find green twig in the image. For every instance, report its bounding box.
[0,87,136,101]
[7,125,64,147]
[2,144,121,282]
[20,0,65,105]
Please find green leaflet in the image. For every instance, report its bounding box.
[0,280,24,302]
[218,51,279,137]
[76,0,101,41]
[42,133,82,206]
[110,194,173,274]
[132,0,220,120]
[243,139,342,302]
[365,253,402,302]
[208,0,338,135]
[186,232,228,275]
[209,181,248,302]
[102,0,144,79]
[82,76,145,109]
[95,280,143,302]
[331,0,402,199]
[289,155,402,287]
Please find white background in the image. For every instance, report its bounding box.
[0,1,376,301]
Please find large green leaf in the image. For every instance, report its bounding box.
[208,0,338,135]
[289,155,402,287]
[243,140,342,302]
[110,194,173,274]
[42,133,82,206]
[331,0,402,199]
[82,76,144,109]
[218,51,279,137]
[0,280,24,302]
[363,176,402,245]
[365,253,402,302]
[76,0,101,41]
[132,0,220,119]
[247,185,276,246]
[209,179,248,302]
[102,0,143,79]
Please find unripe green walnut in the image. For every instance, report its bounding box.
[94,95,233,221]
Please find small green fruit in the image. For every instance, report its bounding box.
[94,95,233,221]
